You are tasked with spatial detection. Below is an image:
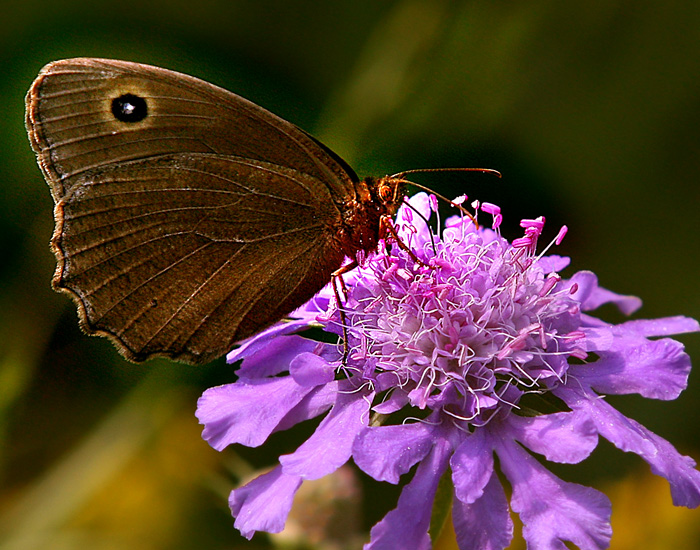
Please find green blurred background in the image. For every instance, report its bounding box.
[1,1,699,549]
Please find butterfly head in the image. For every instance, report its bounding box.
[375,175,407,216]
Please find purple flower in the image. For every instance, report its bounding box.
[196,193,700,549]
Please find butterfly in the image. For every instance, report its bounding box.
[25,58,409,364]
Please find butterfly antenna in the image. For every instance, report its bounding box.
[391,167,501,228]
[393,167,502,179]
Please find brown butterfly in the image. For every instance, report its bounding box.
[25,58,411,364]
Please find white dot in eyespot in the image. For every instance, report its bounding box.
[111,93,148,123]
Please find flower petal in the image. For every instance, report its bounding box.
[559,385,700,508]
[236,334,319,378]
[372,388,409,414]
[572,337,692,400]
[229,466,303,539]
[290,351,336,386]
[569,271,642,315]
[612,316,700,339]
[453,472,513,550]
[536,254,570,273]
[280,387,372,479]
[507,410,598,464]
[365,437,452,550]
[396,192,434,250]
[496,438,612,550]
[275,380,339,431]
[582,327,614,352]
[197,377,313,450]
[450,428,494,504]
[228,323,315,365]
[354,422,435,484]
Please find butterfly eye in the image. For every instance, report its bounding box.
[378,182,393,203]
[111,93,148,123]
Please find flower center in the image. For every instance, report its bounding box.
[342,209,583,427]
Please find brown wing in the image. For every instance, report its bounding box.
[25,58,356,363]
[26,58,358,202]
[52,153,346,364]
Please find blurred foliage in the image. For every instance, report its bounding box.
[1,0,699,548]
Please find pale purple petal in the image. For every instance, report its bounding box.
[536,254,570,273]
[496,438,612,550]
[354,422,435,484]
[582,327,614,352]
[453,472,513,550]
[227,290,336,366]
[632,426,700,508]
[228,323,314,364]
[275,380,340,431]
[559,386,700,507]
[612,316,700,339]
[587,287,642,315]
[365,438,452,550]
[229,466,302,539]
[571,337,692,400]
[290,352,336,386]
[565,271,597,307]
[280,390,372,479]
[450,428,494,504]
[507,410,598,463]
[580,313,610,329]
[399,192,431,223]
[197,377,313,450]
[235,335,319,378]
[372,388,409,414]
[396,192,435,249]
[568,271,642,315]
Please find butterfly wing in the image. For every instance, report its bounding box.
[26,58,354,363]
[52,154,346,364]
[27,58,358,201]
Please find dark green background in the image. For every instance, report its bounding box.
[1,1,699,549]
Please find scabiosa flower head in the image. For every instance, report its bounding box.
[196,193,700,550]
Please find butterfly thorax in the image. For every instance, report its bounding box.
[337,176,406,258]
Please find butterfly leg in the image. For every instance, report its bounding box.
[379,215,431,268]
[331,260,358,364]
